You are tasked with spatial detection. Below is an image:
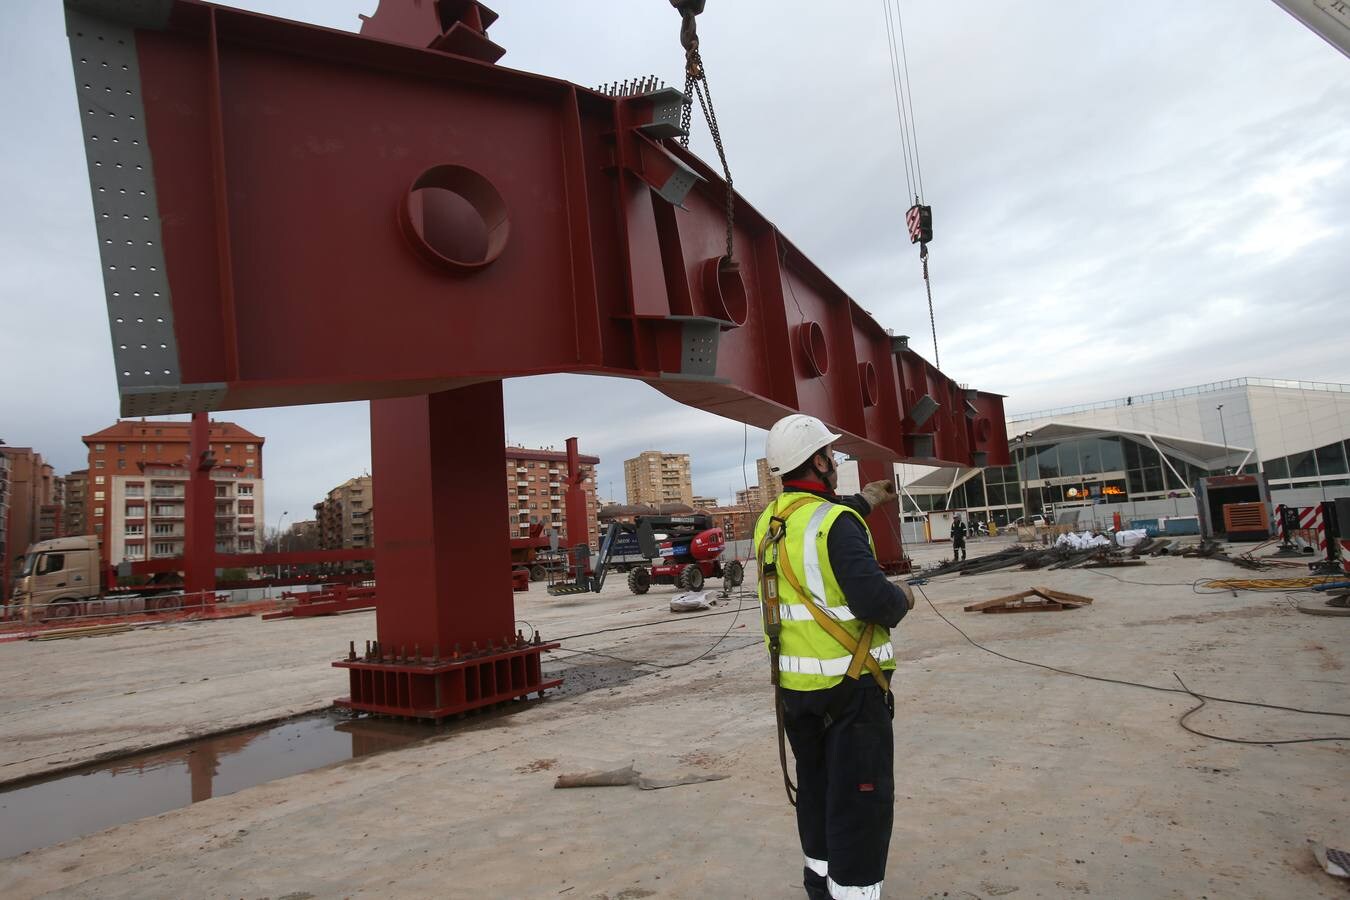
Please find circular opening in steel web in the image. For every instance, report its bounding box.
[399,165,509,271]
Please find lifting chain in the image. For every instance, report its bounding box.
[920,242,939,370]
[670,0,736,265]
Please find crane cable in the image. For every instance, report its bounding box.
[881,0,939,368]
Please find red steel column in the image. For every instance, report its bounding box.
[370,383,514,653]
[857,458,910,574]
[184,412,216,593]
[563,436,590,552]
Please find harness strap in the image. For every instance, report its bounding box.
[775,543,890,692]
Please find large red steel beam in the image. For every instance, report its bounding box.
[64,0,1008,718]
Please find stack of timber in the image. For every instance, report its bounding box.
[964,587,1094,614]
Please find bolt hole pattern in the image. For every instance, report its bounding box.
[69,11,179,393]
[399,164,509,272]
[858,361,879,407]
[797,320,828,378]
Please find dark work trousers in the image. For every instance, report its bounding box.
[952,536,966,561]
[782,674,894,899]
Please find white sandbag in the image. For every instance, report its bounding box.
[670,591,712,612]
[1055,531,1112,551]
[1114,529,1148,548]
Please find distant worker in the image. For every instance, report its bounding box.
[950,513,968,562]
[755,414,914,900]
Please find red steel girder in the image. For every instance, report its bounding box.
[63,0,1008,468]
[65,1,1008,719]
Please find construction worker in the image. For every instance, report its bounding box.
[950,513,968,562]
[755,414,914,900]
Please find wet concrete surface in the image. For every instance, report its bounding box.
[0,711,441,859]
[0,650,670,860]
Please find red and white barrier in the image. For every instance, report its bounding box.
[1298,505,1327,553]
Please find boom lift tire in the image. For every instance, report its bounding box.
[677,564,704,592]
[627,567,652,595]
[723,559,744,588]
[529,565,547,582]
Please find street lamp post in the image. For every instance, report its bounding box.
[1014,432,1034,523]
[274,510,289,583]
[1216,404,1231,474]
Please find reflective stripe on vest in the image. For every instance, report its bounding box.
[775,602,856,622]
[801,502,832,604]
[779,642,895,677]
[805,855,829,877]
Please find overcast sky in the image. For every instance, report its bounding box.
[1,0,1347,522]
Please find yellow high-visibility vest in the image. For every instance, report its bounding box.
[754,493,895,691]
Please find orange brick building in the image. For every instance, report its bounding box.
[505,446,600,548]
[82,420,265,566]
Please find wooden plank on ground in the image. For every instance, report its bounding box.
[1033,587,1094,606]
[964,590,1035,612]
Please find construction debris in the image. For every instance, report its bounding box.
[553,763,730,791]
[964,587,1094,614]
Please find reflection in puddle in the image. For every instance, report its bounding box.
[0,712,432,859]
[0,655,657,859]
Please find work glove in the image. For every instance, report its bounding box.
[899,583,916,610]
[860,479,898,511]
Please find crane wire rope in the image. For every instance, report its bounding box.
[879,0,940,368]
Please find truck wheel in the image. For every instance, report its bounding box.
[627,567,651,595]
[529,565,547,582]
[679,564,704,592]
[723,559,744,588]
[42,601,78,621]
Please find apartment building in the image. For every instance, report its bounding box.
[623,451,693,508]
[37,473,65,542]
[103,463,264,564]
[314,476,373,552]
[734,486,761,509]
[0,450,9,600]
[756,457,782,506]
[691,495,719,510]
[505,447,600,548]
[84,419,265,566]
[708,504,755,541]
[2,447,65,599]
[63,469,88,537]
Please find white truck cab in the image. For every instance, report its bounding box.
[9,535,101,618]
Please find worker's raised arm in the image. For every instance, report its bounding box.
[825,513,912,628]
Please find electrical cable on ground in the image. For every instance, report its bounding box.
[1172,673,1350,745]
[909,581,1350,743]
[553,594,756,670]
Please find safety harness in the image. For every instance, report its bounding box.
[757,494,891,806]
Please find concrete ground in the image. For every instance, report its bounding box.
[1,536,1347,898]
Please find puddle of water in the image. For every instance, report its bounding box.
[0,654,662,859]
[0,712,432,860]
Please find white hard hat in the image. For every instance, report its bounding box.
[765,414,841,476]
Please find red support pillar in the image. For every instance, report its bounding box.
[563,437,590,570]
[335,383,560,719]
[184,412,217,593]
[857,458,911,575]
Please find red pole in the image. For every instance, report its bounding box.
[184,412,216,593]
[564,436,591,548]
